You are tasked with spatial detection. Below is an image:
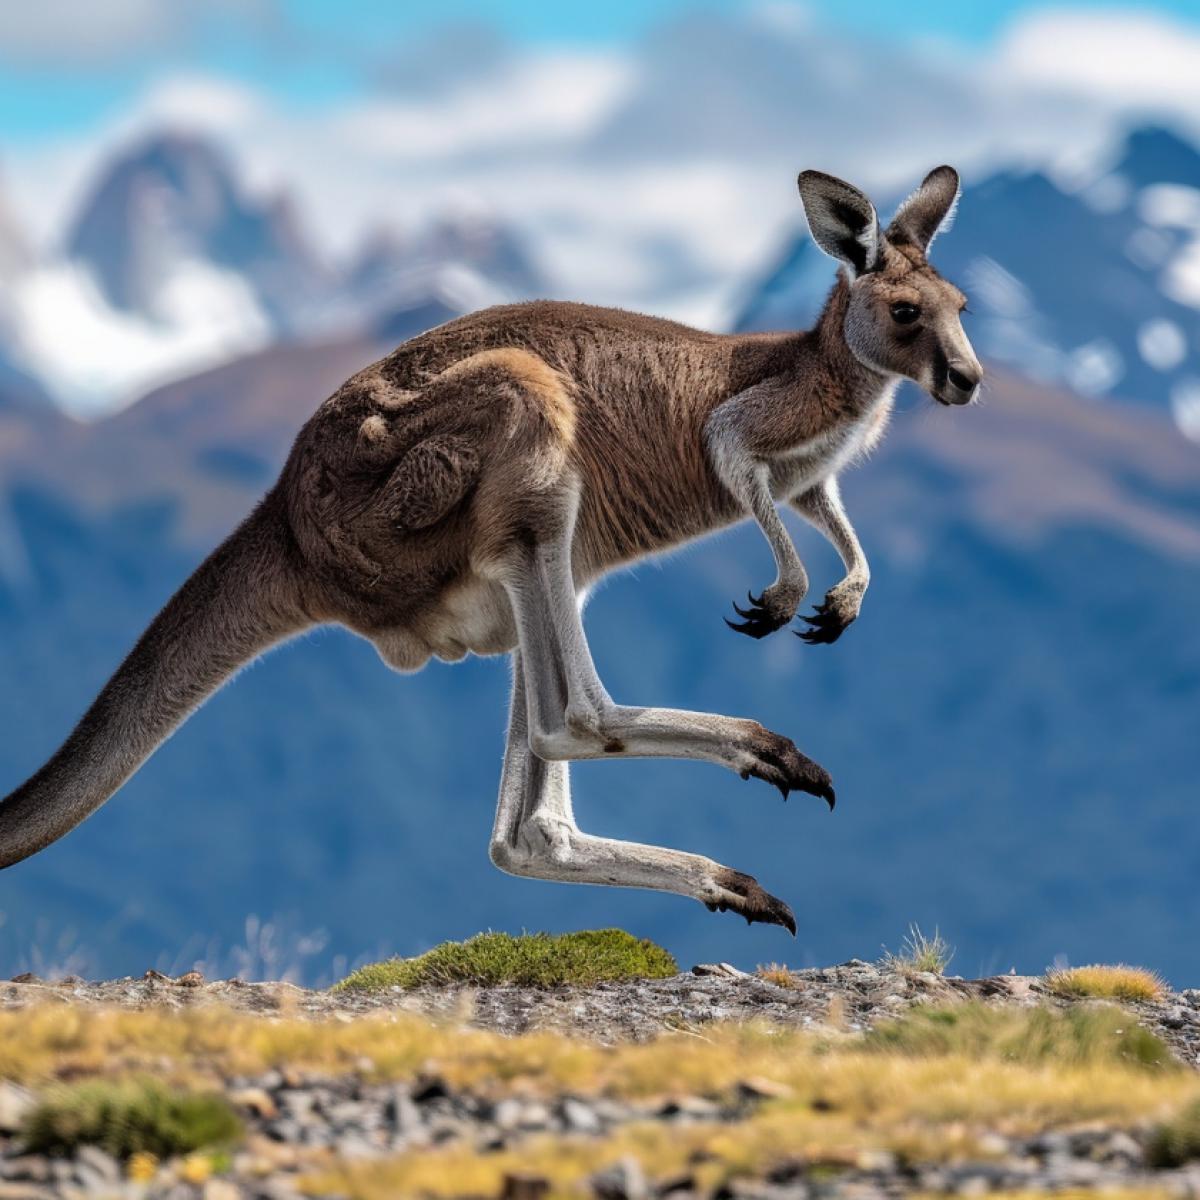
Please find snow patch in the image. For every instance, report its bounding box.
[7,258,271,418]
[1067,340,1123,396]
[1137,319,1187,371]
[1171,379,1200,440]
[1162,236,1200,311]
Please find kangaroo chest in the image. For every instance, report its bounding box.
[769,381,897,499]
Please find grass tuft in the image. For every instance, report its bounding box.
[1044,964,1168,1004]
[756,963,799,989]
[334,929,678,991]
[864,1001,1175,1071]
[20,1078,242,1161]
[880,923,953,976]
[1148,1099,1200,1167]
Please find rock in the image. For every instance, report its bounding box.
[142,969,170,983]
[0,1082,34,1133]
[559,1097,602,1134]
[411,1076,449,1103]
[0,1183,58,1199]
[1098,1131,1143,1164]
[203,1182,242,1200]
[0,1160,50,1184]
[176,970,205,987]
[386,1086,424,1138]
[691,963,748,980]
[501,1173,551,1200]
[493,1098,524,1131]
[73,1145,120,1185]
[658,1096,721,1121]
[229,1087,279,1119]
[7,974,38,985]
[736,1077,793,1102]
[589,1157,647,1200]
[856,1148,897,1172]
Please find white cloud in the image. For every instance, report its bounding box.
[995,9,1200,119]
[0,0,277,65]
[329,52,633,159]
[5,4,1200,339]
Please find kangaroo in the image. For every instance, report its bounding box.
[0,166,980,934]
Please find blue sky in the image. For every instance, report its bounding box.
[1,0,1198,143]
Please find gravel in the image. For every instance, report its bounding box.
[5,960,1200,1197]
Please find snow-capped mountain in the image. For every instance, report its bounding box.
[736,126,1200,441]
[0,133,546,418]
[344,213,544,325]
[65,133,334,331]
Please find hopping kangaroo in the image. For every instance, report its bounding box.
[0,167,980,933]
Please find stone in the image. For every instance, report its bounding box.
[560,1097,602,1134]
[203,1182,242,1200]
[176,970,205,987]
[501,1173,551,1200]
[690,963,748,979]
[73,1145,120,1184]
[229,1087,279,1119]
[0,1184,58,1199]
[0,1082,34,1133]
[589,1157,647,1200]
[387,1087,424,1137]
[0,1160,50,1185]
[736,1077,793,1102]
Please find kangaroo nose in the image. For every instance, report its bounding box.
[946,365,980,395]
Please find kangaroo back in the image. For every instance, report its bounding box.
[0,497,310,868]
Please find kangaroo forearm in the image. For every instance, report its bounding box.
[791,480,869,583]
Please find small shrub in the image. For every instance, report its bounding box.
[865,1002,1175,1071]
[756,963,799,989]
[1044,964,1167,1004]
[335,929,678,991]
[880,924,953,976]
[21,1079,242,1161]
[1148,1099,1200,1167]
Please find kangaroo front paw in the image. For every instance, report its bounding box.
[703,868,796,935]
[724,582,801,640]
[797,582,864,645]
[737,726,836,809]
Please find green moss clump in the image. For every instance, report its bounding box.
[21,1078,242,1160]
[335,929,678,991]
[864,1002,1175,1071]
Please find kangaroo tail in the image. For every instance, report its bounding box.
[0,498,312,869]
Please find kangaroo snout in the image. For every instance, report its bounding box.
[945,361,981,403]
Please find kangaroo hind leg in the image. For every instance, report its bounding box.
[499,495,835,808]
[489,655,796,933]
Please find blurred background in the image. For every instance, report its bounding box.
[0,0,1198,984]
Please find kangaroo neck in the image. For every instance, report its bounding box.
[811,272,894,417]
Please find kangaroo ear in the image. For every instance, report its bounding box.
[797,170,881,279]
[887,165,960,253]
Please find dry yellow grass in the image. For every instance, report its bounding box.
[1044,964,1168,1004]
[755,963,799,989]
[1,999,1194,1200]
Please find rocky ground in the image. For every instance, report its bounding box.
[3,960,1200,1198]
[6,958,1200,1062]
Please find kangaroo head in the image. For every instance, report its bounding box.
[797,165,981,406]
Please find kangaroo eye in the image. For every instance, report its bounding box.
[890,302,920,325]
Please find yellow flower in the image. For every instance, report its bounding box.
[126,1151,158,1182]
[180,1153,212,1184]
